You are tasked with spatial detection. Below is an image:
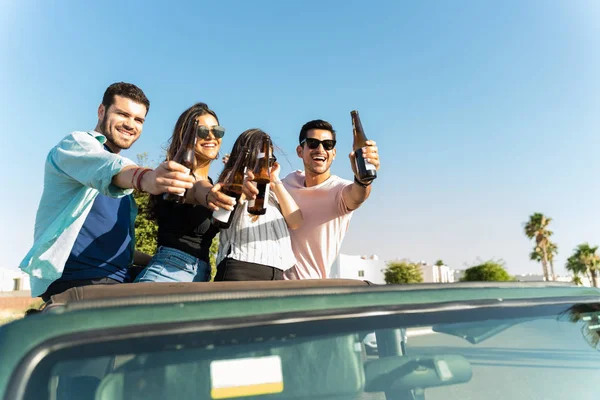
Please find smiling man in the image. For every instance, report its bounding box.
[281,119,381,279]
[20,82,195,300]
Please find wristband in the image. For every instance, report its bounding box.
[136,168,152,192]
[354,176,372,188]
[131,168,141,190]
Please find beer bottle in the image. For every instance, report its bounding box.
[248,135,271,216]
[351,110,377,183]
[163,119,197,203]
[211,148,251,229]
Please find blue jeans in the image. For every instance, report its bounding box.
[134,246,211,283]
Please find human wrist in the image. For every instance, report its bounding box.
[137,168,152,192]
[353,176,371,188]
[131,168,142,190]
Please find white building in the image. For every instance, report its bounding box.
[330,254,387,284]
[454,269,465,282]
[515,273,545,282]
[0,268,31,292]
[418,262,454,284]
[330,255,454,284]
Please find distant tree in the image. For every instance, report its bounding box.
[133,153,158,256]
[133,190,158,256]
[384,261,424,284]
[566,243,600,288]
[529,241,558,280]
[523,212,555,281]
[209,235,219,281]
[461,260,514,282]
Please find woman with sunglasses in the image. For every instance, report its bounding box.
[213,129,303,281]
[134,102,228,283]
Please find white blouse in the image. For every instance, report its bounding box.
[216,191,296,271]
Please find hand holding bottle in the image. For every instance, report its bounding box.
[349,140,380,183]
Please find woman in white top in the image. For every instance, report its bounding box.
[214,129,302,280]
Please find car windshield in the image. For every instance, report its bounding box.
[18,298,600,400]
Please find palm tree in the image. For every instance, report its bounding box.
[529,241,558,280]
[566,243,600,287]
[524,213,554,281]
[547,241,558,281]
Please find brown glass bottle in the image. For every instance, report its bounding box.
[163,119,197,203]
[211,148,251,229]
[248,136,271,216]
[351,110,377,183]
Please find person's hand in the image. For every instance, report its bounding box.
[242,171,259,200]
[205,183,236,212]
[141,161,195,195]
[270,161,281,182]
[349,140,380,178]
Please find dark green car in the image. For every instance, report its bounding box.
[1,280,600,400]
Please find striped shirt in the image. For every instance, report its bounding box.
[217,191,296,271]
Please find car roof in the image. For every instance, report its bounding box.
[42,279,595,312]
[2,279,599,397]
[46,279,580,303]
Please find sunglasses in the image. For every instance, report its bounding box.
[301,138,336,151]
[269,155,277,167]
[197,125,226,139]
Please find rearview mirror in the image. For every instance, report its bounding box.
[364,355,472,393]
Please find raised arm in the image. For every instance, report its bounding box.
[269,162,302,230]
[245,163,303,230]
[342,140,380,211]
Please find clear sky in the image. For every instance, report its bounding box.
[1,1,599,276]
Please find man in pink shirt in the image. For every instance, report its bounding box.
[279,119,380,279]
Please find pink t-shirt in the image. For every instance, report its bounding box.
[282,171,354,279]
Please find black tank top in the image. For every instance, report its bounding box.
[155,178,218,262]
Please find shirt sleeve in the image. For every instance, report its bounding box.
[336,180,354,216]
[50,132,136,197]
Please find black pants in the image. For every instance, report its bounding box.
[41,277,121,302]
[215,258,284,281]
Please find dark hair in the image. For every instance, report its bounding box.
[299,119,336,145]
[146,102,219,220]
[102,82,150,114]
[218,129,275,183]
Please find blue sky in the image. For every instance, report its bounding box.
[1,1,599,276]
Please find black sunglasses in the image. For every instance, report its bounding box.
[301,138,336,151]
[197,125,226,139]
[269,155,277,167]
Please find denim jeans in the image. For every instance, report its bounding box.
[134,246,211,283]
